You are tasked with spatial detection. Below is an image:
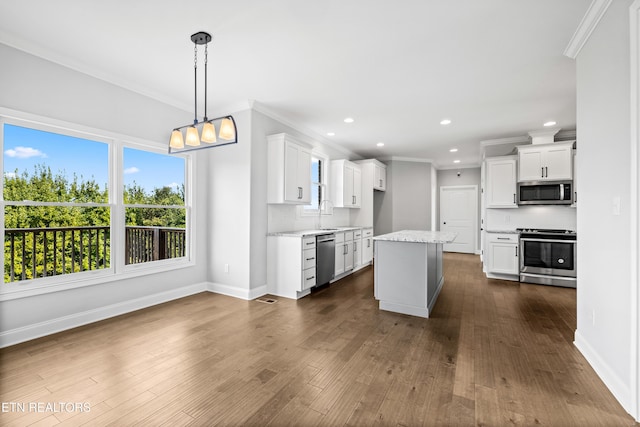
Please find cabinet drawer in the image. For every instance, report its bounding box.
[302,236,316,249]
[303,248,316,270]
[344,231,354,242]
[487,233,518,244]
[302,267,316,290]
[335,232,345,244]
[363,228,373,237]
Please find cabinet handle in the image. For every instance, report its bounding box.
[515,247,518,257]
[545,166,548,178]
[306,257,315,261]
[513,193,516,204]
[575,192,577,203]
[354,242,357,252]
[367,239,371,248]
[306,276,315,281]
[379,179,383,187]
[497,237,510,240]
[298,187,303,199]
[306,241,314,246]
[344,245,348,255]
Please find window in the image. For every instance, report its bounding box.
[3,123,110,283]
[123,147,186,265]
[302,154,331,215]
[2,117,191,291]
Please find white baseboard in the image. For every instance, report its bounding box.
[0,282,208,348]
[207,282,267,300]
[574,330,632,415]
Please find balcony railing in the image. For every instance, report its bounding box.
[4,225,186,283]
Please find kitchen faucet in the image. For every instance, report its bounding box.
[317,199,334,229]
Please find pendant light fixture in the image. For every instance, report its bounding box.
[169,31,237,153]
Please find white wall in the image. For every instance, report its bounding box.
[0,44,209,344]
[575,0,634,413]
[375,160,433,234]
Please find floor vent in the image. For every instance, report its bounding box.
[255,297,277,304]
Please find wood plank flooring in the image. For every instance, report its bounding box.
[0,253,636,426]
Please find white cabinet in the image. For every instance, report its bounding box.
[362,228,374,265]
[353,229,362,270]
[485,157,518,208]
[517,141,574,182]
[486,233,519,275]
[331,160,362,208]
[572,151,577,207]
[374,163,386,191]
[267,235,317,299]
[334,231,354,276]
[267,133,312,204]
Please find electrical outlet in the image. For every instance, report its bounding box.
[224,263,229,273]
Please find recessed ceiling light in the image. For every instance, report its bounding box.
[453,160,461,164]
[543,121,557,127]
[449,148,458,152]
[344,117,354,123]
[377,142,385,147]
[327,132,335,136]
[440,119,452,125]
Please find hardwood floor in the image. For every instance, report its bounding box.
[0,253,636,426]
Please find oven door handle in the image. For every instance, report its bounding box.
[520,238,576,244]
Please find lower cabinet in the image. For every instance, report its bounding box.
[362,228,373,264]
[353,229,362,270]
[335,231,354,276]
[267,235,317,299]
[486,233,519,276]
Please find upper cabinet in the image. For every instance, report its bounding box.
[331,160,362,208]
[517,141,574,182]
[355,159,386,191]
[374,163,386,191]
[485,156,518,208]
[267,133,312,204]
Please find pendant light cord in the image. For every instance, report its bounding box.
[204,43,208,121]
[193,43,198,125]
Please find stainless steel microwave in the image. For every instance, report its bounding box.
[517,181,573,205]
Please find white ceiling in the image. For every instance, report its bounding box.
[0,0,590,167]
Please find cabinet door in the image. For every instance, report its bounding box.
[353,167,362,207]
[283,142,311,203]
[488,242,519,274]
[486,159,517,208]
[344,241,353,271]
[284,143,301,202]
[363,237,373,263]
[343,164,354,206]
[374,165,386,191]
[518,150,544,181]
[544,146,572,180]
[335,243,345,276]
[353,239,362,268]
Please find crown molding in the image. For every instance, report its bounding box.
[564,0,613,59]
[378,156,435,164]
[249,100,358,159]
[480,135,530,147]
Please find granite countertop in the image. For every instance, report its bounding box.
[373,230,457,244]
[485,229,520,234]
[268,226,369,238]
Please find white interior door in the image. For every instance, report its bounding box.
[440,185,477,254]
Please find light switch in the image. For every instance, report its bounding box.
[613,196,621,216]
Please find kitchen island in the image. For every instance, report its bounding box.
[373,230,457,318]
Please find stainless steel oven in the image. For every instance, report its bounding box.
[518,229,576,288]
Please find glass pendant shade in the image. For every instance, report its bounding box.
[185,126,200,146]
[219,118,236,140]
[201,122,217,143]
[169,130,184,149]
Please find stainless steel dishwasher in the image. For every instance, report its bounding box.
[315,234,335,287]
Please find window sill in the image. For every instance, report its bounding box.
[0,258,195,302]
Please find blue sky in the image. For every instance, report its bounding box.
[3,124,184,193]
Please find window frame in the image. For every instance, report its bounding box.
[0,110,194,301]
[300,152,332,217]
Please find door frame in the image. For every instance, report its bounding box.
[632,0,640,420]
[439,185,478,254]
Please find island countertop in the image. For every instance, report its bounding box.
[373,230,457,244]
